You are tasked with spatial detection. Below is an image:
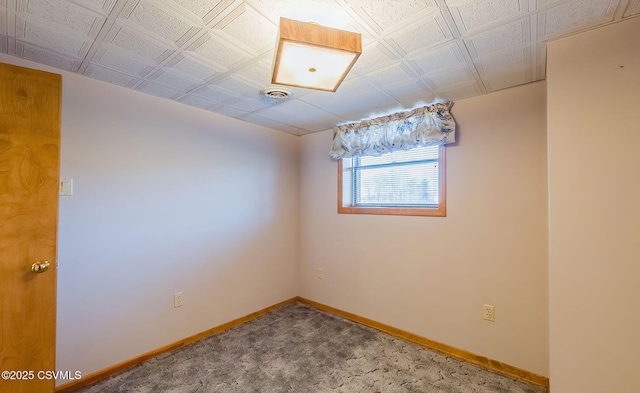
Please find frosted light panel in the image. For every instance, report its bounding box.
[275,42,357,91]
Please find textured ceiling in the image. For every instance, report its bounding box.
[1,0,638,135]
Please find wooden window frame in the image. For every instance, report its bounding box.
[337,145,446,217]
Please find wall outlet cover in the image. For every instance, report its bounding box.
[174,292,184,308]
[483,304,495,322]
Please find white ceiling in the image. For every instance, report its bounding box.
[1,0,638,135]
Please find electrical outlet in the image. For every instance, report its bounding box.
[317,267,324,279]
[174,292,184,308]
[483,304,495,322]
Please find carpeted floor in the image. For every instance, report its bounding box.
[78,302,546,393]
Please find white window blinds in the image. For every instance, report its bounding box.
[352,145,440,207]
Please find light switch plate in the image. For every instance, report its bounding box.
[60,179,73,196]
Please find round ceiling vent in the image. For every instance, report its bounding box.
[261,87,293,100]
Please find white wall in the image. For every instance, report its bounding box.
[299,82,549,375]
[547,17,640,393]
[0,54,300,383]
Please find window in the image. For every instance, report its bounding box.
[338,145,446,217]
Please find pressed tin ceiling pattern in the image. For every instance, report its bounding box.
[0,0,638,135]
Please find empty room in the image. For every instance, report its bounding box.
[1,1,639,392]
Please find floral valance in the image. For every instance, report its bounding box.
[329,102,456,160]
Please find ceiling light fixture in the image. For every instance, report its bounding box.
[271,17,362,92]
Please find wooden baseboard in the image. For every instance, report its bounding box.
[56,296,549,392]
[55,297,298,393]
[297,297,549,391]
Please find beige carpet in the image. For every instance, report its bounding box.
[78,302,545,393]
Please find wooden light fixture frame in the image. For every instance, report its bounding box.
[272,17,362,92]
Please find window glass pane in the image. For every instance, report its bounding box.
[356,161,439,206]
[359,145,439,166]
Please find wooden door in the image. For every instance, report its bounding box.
[0,62,61,393]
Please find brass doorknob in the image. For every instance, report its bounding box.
[31,260,50,273]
